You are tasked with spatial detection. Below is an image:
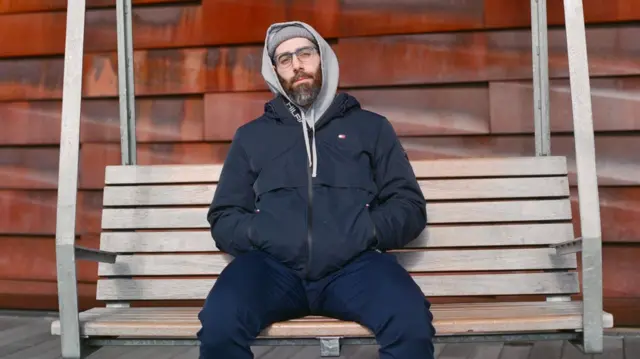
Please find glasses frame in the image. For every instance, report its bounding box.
[273,45,319,69]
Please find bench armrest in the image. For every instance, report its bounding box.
[550,238,583,255]
[75,246,117,263]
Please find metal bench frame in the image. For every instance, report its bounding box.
[54,0,604,357]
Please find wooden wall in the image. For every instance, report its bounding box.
[1,0,639,325]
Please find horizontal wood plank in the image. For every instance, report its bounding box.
[339,0,484,37]
[0,5,202,56]
[402,136,640,186]
[336,26,640,87]
[79,188,640,246]
[2,26,638,99]
[101,199,572,229]
[0,148,59,189]
[203,87,490,141]
[97,248,576,276]
[83,49,207,97]
[96,272,581,300]
[484,0,640,28]
[0,49,208,100]
[88,134,640,189]
[0,190,102,236]
[0,97,203,145]
[99,223,575,252]
[489,78,640,133]
[584,188,640,244]
[76,191,105,235]
[0,57,63,101]
[0,279,99,312]
[602,246,640,299]
[0,190,59,235]
[0,102,62,145]
[83,5,203,53]
[200,0,340,45]
[51,301,613,337]
[80,143,230,190]
[103,177,569,206]
[103,156,568,185]
[341,0,640,37]
[0,0,195,14]
[0,236,98,283]
[204,46,266,92]
[0,11,65,57]
[80,98,204,143]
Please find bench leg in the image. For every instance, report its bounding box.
[56,242,83,359]
[319,337,341,357]
[56,0,90,353]
[561,0,604,353]
[61,342,99,359]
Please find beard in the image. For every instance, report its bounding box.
[279,67,322,108]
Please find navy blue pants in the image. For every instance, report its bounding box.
[197,250,435,358]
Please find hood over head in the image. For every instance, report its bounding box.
[261,21,340,177]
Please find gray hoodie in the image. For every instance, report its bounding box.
[261,21,340,177]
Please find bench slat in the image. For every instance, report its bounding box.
[52,301,612,337]
[103,177,570,206]
[104,156,568,185]
[97,248,576,277]
[101,199,572,229]
[96,272,580,300]
[100,223,574,252]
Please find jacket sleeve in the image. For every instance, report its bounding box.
[207,129,257,257]
[369,118,427,251]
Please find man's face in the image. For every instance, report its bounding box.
[273,37,322,108]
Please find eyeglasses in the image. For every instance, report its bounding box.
[274,46,318,69]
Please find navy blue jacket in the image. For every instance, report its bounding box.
[207,93,427,280]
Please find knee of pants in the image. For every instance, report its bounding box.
[197,291,260,347]
[377,302,436,342]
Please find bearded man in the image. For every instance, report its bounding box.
[198,21,435,359]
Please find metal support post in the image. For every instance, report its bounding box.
[552,237,584,255]
[562,0,603,353]
[319,337,341,357]
[531,0,551,156]
[75,246,117,263]
[116,0,137,165]
[56,0,87,357]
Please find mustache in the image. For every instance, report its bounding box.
[291,72,314,83]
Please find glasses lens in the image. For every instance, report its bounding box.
[277,54,292,67]
[275,47,317,68]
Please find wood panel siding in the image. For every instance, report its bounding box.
[0,0,638,325]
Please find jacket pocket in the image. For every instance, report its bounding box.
[246,212,261,249]
[252,188,309,271]
[363,204,378,249]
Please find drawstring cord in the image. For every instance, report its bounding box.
[300,108,317,177]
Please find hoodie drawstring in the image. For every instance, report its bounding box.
[300,109,317,178]
[311,125,317,177]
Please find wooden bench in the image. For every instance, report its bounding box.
[51,155,612,357]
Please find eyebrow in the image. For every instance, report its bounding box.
[275,45,316,58]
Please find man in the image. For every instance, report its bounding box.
[198,21,435,359]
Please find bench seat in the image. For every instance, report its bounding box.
[51,301,613,338]
[51,156,612,355]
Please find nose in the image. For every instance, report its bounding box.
[292,55,304,70]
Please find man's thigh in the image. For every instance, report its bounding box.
[310,251,434,335]
[198,250,309,331]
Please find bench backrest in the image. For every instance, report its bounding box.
[96,156,579,303]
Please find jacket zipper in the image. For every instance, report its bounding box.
[305,128,314,279]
